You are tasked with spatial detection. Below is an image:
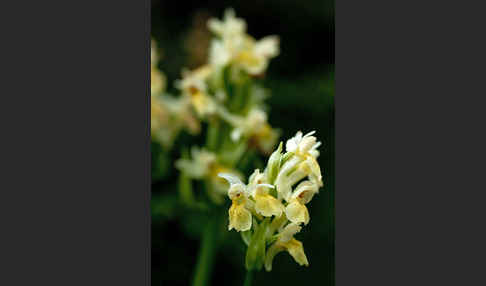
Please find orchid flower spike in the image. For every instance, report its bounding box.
[219,131,324,271]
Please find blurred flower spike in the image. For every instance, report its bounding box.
[219,131,323,271]
[171,8,281,157]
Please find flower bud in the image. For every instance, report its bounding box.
[266,142,283,184]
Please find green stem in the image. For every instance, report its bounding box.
[192,214,218,286]
[206,119,220,151]
[243,270,254,286]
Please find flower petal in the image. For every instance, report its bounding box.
[218,173,244,186]
[254,194,283,217]
[254,36,280,58]
[279,222,302,243]
[285,131,302,153]
[228,203,252,231]
[265,238,309,271]
[285,200,310,225]
[282,239,309,267]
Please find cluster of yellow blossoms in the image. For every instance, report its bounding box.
[175,8,280,154]
[174,9,282,203]
[219,131,323,271]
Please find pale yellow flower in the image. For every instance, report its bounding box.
[219,173,253,231]
[264,223,309,271]
[282,239,309,266]
[274,131,323,201]
[176,147,217,178]
[151,95,200,148]
[207,9,279,76]
[207,8,246,39]
[278,222,302,243]
[229,108,268,141]
[219,172,278,231]
[285,201,310,225]
[286,130,322,159]
[248,170,283,218]
[229,202,252,231]
[235,35,279,75]
[209,35,279,76]
[175,65,216,117]
[284,181,318,224]
[176,148,241,201]
[218,107,280,154]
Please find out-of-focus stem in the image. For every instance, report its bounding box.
[192,212,218,286]
[206,118,220,150]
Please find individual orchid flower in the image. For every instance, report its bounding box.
[219,172,277,231]
[151,94,200,148]
[284,180,318,225]
[175,65,217,117]
[218,173,253,231]
[176,147,217,179]
[217,107,280,155]
[286,130,322,159]
[235,35,279,76]
[248,169,283,218]
[176,148,242,203]
[274,131,323,201]
[265,222,309,271]
[207,8,246,39]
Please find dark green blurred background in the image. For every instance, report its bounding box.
[152,0,334,285]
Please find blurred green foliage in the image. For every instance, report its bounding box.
[152,1,334,285]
